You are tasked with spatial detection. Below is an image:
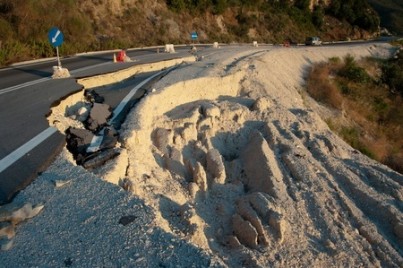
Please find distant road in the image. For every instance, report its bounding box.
[0,46,198,204]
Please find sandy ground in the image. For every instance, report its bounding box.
[0,44,402,267]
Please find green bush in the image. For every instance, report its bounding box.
[339,55,372,83]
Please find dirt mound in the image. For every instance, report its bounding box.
[118,44,402,267]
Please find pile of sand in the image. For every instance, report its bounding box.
[1,44,401,267]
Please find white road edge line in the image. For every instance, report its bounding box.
[0,127,58,173]
[0,61,114,96]
[87,67,174,153]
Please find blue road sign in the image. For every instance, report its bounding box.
[191,32,198,40]
[48,27,64,47]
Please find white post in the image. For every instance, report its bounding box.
[56,46,61,67]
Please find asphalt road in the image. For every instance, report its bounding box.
[0,46,197,204]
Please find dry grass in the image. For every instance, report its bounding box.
[306,63,343,109]
[307,56,403,174]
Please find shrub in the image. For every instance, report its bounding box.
[339,55,371,83]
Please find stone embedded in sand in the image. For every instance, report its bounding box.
[236,198,269,246]
[87,103,111,131]
[232,214,258,248]
[118,215,137,226]
[206,149,226,184]
[201,103,220,118]
[152,128,173,154]
[240,131,286,199]
[251,97,271,112]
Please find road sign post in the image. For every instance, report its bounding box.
[191,31,198,43]
[48,27,64,67]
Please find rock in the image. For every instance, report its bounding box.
[54,179,72,188]
[251,97,271,112]
[76,106,90,122]
[240,131,286,200]
[206,149,226,184]
[232,214,258,248]
[201,103,220,118]
[87,103,111,131]
[120,178,133,191]
[52,66,70,79]
[118,215,137,226]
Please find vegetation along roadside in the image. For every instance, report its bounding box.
[306,42,403,173]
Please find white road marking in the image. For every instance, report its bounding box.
[0,78,51,96]
[0,127,58,173]
[0,62,114,96]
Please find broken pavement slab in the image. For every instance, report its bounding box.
[86,103,112,131]
[66,128,94,164]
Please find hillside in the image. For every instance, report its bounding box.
[0,0,380,66]
[367,0,403,35]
